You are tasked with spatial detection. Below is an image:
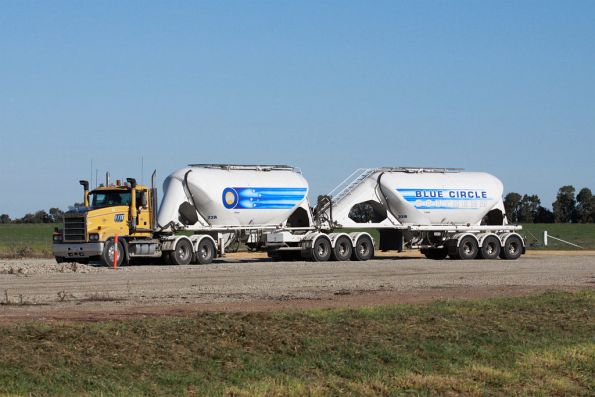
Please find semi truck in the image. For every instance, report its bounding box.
[52,164,524,266]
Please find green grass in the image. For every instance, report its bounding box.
[0,291,593,396]
[521,223,595,249]
[0,224,55,258]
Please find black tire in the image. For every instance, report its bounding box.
[422,248,448,260]
[351,235,374,261]
[332,236,353,261]
[195,238,216,264]
[101,239,125,267]
[311,236,332,262]
[170,239,193,265]
[479,236,501,260]
[500,235,523,260]
[55,256,65,264]
[457,236,479,260]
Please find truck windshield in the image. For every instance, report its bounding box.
[90,191,132,208]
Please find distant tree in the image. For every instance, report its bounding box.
[19,213,36,223]
[34,210,51,223]
[504,192,522,223]
[69,202,85,212]
[576,188,593,223]
[534,206,555,223]
[518,194,541,223]
[48,207,64,223]
[552,185,576,223]
[0,214,11,224]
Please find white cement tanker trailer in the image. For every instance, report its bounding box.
[153,164,375,264]
[314,167,524,260]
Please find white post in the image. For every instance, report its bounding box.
[543,230,548,246]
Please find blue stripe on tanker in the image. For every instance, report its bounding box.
[223,187,307,210]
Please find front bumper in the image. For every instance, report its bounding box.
[52,242,104,259]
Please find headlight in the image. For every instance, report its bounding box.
[89,233,100,241]
[53,234,63,242]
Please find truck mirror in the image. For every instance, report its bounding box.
[178,202,198,225]
[140,191,148,207]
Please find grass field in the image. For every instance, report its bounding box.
[0,291,593,396]
[521,223,595,249]
[0,224,56,258]
[1,223,594,258]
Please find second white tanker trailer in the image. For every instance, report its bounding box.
[52,164,524,266]
[314,167,524,260]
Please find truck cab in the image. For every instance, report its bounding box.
[53,176,158,265]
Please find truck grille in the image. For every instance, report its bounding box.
[64,216,86,242]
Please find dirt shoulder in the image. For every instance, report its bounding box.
[1,252,593,322]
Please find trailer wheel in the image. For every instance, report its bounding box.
[169,239,193,265]
[195,238,216,265]
[101,239,125,267]
[352,235,374,261]
[457,236,478,260]
[332,236,353,261]
[311,236,332,262]
[479,236,501,260]
[55,256,65,264]
[500,235,523,260]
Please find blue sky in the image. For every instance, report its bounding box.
[1,1,594,217]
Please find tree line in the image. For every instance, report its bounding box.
[504,186,595,223]
[0,204,84,225]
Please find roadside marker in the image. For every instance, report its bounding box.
[113,235,119,269]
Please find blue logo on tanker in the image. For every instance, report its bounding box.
[397,188,490,210]
[222,187,307,209]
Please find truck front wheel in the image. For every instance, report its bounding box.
[102,239,125,267]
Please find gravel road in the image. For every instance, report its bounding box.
[1,251,593,321]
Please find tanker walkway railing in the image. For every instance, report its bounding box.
[314,168,378,222]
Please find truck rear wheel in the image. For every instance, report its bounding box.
[195,238,216,265]
[479,236,501,259]
[458,236,478,260]
[352,235,374,261]
[500,235,523,260]
[332,236,352,261]
[311,236,332,262]
[169,239,193,265]
[101,239,125,267]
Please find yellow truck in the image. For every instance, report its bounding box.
[52,173,161,266]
